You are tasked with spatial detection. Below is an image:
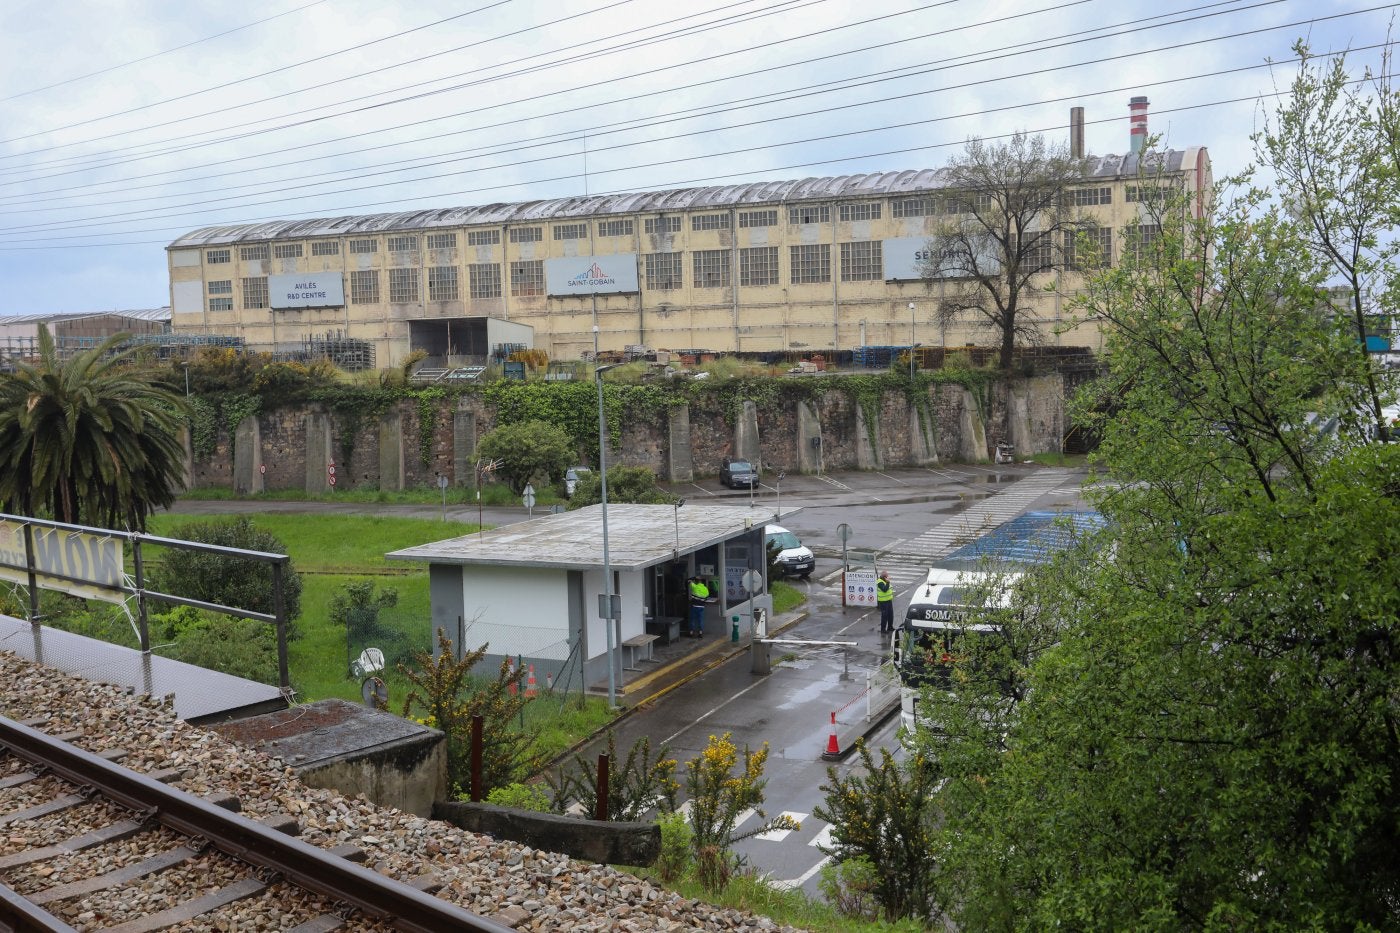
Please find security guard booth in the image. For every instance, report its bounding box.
[387,504,774,697]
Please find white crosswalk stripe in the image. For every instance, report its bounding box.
[856,469,1074,588]
[809,823,835,850]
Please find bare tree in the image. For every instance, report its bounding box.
[919,133,1092,370]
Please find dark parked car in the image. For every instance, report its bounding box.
[720,458,759,489]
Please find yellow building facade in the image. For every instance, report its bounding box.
[166,148,1211,368]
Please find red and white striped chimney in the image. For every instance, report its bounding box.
[1129,96,1149,154]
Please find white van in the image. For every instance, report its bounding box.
[765,524,815,579]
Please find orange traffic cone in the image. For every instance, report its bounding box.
[506,657,517,696]
[821,711,841,761]
[525,664,539,698]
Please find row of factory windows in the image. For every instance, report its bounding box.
[202,226,1140,312]
[198,186,1138,267]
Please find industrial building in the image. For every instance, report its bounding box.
[166,104,1211,368]
[0,308,172,365]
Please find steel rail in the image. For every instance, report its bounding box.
[0,716,514,933]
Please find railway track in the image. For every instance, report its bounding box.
[0,716,512,933]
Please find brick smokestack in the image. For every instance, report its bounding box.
[1129,96,1149,154]
[1070,107,1085,159]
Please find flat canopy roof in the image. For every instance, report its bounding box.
[386,503,769,571]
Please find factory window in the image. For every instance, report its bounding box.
[1065,186,1112,207]
[838,202,881,222]
[691,213,730,231]
[206,248,230,264]
[788,204,829,225]
[738,209,777,228]
[428,266,460,301]
[1063,226,1113,270]
[469,263,502,299]
[430,232,461,249]
[692,250,730,288]
[349,270,380,304]
[387,235,417,253]
[645,252,683,290]
[644,216,681,234]
[943,194,993,214]
[511,260,544,296]
[1126,223,1161,262]
[789,244,830,284]
[510,226,543,243]
[840,241,883,281]
[240,245,270,262]
[598,219,634,238]
[311,241,340,256]
[739,246,779,286]
[1020,231,1055,272]
[554,223,588,240]
[349,239,378,254]
[891,197,934,218]
[389,268,419,303]
[207,280,233,295]
[242,277,269,309]
[273,243,303,259]
[1126,184,1171,204]
[468,231,501,247]
[208,297,233,312]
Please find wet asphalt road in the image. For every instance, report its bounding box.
[168,463,1093,897]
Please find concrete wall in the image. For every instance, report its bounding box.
[297,732,447,818]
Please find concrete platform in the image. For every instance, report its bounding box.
[0,614,287,725]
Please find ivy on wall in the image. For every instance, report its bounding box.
[412,388,445,467]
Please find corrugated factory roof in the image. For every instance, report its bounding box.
[0,307,171,324]
[168,152,1195,249]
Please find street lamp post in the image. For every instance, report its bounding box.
[774,472,785,520]
[673,498,686,556]
[595,345,622,709]
[182,362,190,397]
[908,302,916,381]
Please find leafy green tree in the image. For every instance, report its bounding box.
[476,419,574,494]
[926,164,1400,928]
[155,517,303,623]
[568,465,675,508]
[1256,43,1399,440]
[814,742,944,924]
[0,324,188,530]
[918,132,1094,369]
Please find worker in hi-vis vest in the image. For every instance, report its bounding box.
[688,576,710,638]
[877,570,895,635]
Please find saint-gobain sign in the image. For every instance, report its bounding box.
[544,254,639,296]
[0,519,123,603]
[883,235,1002,280]
[269,272,345,309]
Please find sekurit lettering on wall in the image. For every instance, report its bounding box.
[0,520,124,604]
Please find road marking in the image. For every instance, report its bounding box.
[734,807,757,829]
[755,811,807,841]
[662,678,769,746]
[688,484,718,497]
[773,855,832,890]
[875,471,910,484]
[810,824,835,849]
[814,474,851,490]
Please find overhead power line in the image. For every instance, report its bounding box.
[0,87,1318,252]
[0,0,331,104]
[0,0,520,145]
[0,0,1380,234]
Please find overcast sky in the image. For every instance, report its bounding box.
[0,0,1390,315]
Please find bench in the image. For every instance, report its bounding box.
[621,633,659,670]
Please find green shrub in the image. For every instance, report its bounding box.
[485,782,551,812]
[655,810,694,883]
[818,855,882,921]
[149,606,279,683]
[155,517,303,626]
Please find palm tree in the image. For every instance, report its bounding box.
[0,324,189,530]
